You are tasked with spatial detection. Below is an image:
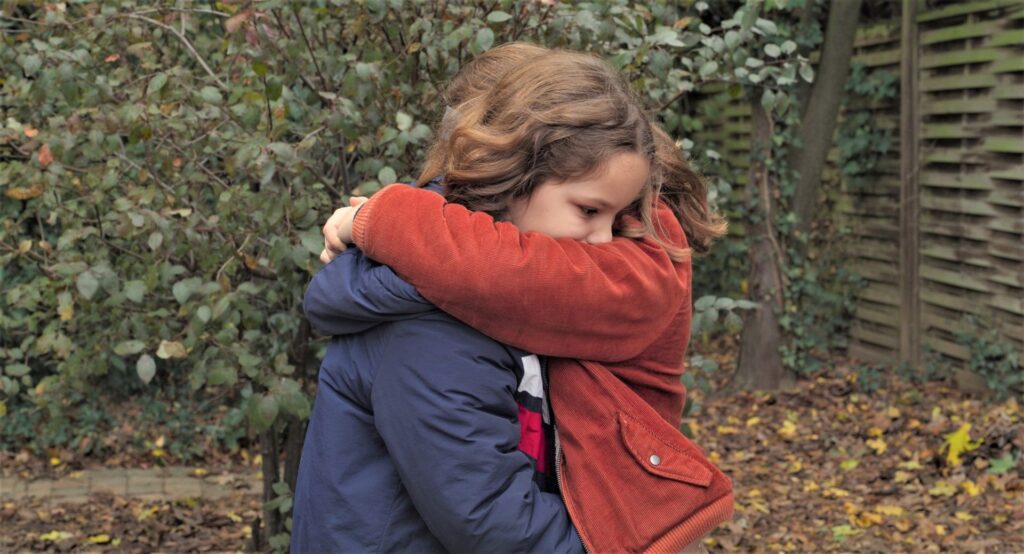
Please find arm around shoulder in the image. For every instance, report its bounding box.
[303,249,431,337]
[352,185,686,362]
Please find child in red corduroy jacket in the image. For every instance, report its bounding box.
[321,44,732,552]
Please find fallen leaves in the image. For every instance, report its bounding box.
[156,340,187,359]
[943,422,982,466]
[4,183,44,200]
[2,493,260,552]
[928,481,957,497]
[38,143,53,167]
[687,355,1023,551]
[866,437,888,455]
[38,530,73,542]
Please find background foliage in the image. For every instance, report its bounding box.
[1,0,815,545]
[3,0,1020,549]
[2,0,816,454]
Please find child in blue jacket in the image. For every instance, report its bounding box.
[292,247,579,552]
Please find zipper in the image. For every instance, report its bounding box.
[554,427,591,553]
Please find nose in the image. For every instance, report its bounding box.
[585,225,613,245]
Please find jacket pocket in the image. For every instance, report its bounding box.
[618,412,712,487]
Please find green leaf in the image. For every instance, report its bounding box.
[137,354,156,384]
[197,305,212,323]
[650,26,684,47]
[377,166,397,185]
[355,62,375,80]
[21,54,42,76]
[76,271,100,300]
[4,364,31,378]
[147,231,163,251]
[266,78,283,101]
[713,297,735,310]
[260,160,277,186]
[53,262,89,276]
[238,351,261,368]
[251,394,279,431]
[124,280,146,303]
[724,30,740,50]
[207,365,237,387]
[395,111,412,131]
[476,27,495,51]
[298,228,324,256]
[987,453,1015,474]
[252,60,269,77]
[755,18,778,35]
[698,61,719,78]
[200,86,223,105]
[781,40,798,54]
[800,63,815,83]
[694,295,716,311]
[114,340,146,356]
[487,11,513,23]
[147,73,168,96]
[172,277,201,305]
[764,44,781,58]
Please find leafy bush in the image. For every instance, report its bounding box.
[2,0,819,546]
[2,0,812,452]
[955,318,1023,400]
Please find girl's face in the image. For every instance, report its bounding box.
[508,152,649,244]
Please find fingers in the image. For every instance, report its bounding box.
[320,245,344,264]
[324,220,349,252]
[318,199,363,264]
[322,207,350,252]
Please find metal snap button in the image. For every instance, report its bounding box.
[649,454,661,466]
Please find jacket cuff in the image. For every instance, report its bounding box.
[352,184,400,250]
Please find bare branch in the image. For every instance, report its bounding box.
[120,13,229,91]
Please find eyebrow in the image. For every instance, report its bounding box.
[576,196,617,210]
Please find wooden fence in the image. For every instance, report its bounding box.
[903,0,1024,367]
[695,0,1024,368]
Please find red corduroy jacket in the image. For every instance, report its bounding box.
[352,184,734,552]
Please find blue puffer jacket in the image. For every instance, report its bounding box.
[291,248,583,553]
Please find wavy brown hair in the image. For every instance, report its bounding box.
[425,44,726,261]
[418,51,667,249]
[442,42,549,107]
[648,125,727,254]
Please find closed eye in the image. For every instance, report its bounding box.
[578,206,599,217]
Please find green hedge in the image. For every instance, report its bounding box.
[1,0,810,453]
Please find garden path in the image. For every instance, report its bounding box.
[0,466,259,505]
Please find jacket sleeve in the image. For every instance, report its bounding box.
[351,184,687,362]
[302,248,432,337]
[372,316,584,553]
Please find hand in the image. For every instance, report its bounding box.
[319,196,368,264]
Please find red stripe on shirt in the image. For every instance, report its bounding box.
[517,404,547,474]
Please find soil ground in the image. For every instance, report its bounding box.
[2,360,1021,552]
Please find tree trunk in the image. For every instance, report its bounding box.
[283,319,312,493]
[791,0,863,235]
[260,427,282,547]
[733,100,790,391]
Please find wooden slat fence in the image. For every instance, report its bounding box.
[841,21,905,363]
[914,0,1024,364]
[691,0,1024,368]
